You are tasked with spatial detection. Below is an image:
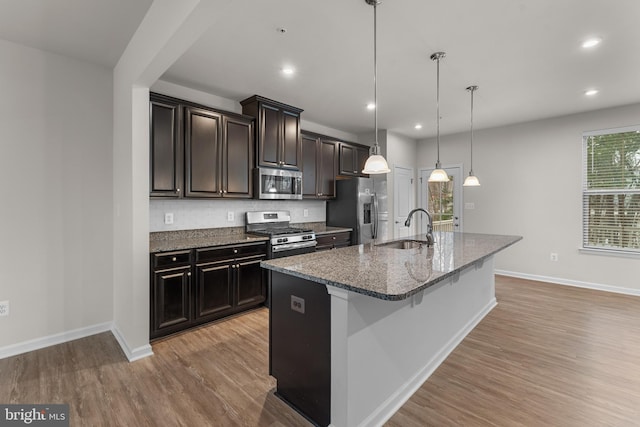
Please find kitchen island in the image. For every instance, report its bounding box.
[261,231,521,427]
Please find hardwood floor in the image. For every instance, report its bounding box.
[1,276,640,426]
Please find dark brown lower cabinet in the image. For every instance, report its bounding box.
[151,265,192,338]
[151,241,267,340]
[316,231,352,252]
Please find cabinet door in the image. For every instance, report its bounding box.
[152,266,192,336]
[150,98,182,197]
[259,104,281,168]
[184,107,222,197]
[302,134,319,198]
[356,146,370,176]
[195,262,233,321]
[318,139,338,198]
[222,116,253,198]
[282,109,301,169]
[236,256,266,307]
[339,143,357,175]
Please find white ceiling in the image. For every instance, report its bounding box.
[2,0,640,139]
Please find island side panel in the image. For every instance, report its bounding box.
[328,257,496,427]
[269,271,331,427]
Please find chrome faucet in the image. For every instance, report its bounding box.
[404,208,434,246]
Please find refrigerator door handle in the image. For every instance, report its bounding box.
[372,193,379,239]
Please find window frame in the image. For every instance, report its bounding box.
[581,125,640,257]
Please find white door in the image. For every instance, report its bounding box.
[393,165,414,238]
[418,165,463,235]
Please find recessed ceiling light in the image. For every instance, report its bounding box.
[585,89,599,96]
[281,67,295,76]
[582,37,602,49]
[366,103,376,110]
[414,124,423,130]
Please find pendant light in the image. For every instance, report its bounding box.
[362,0,390,174]
[463,85,481,186]
[428,52,450,182]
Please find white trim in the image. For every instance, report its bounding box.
[579,247,640,259]
[111,324,154,362]
[357,298,497,427]
[495,270,640,297]
[583,124,640,137]
[0,321,112,360]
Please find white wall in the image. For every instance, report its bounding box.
[417,103,640,293]
[0,39,113,348]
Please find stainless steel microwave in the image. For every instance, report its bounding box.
[255,167,303,200]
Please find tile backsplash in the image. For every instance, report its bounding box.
[150,199,327,232]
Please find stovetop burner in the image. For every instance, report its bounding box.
[252,226,313,237]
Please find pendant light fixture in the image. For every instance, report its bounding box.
[428,52,450,182]
[362,0,390,174]
[463,85,481,186]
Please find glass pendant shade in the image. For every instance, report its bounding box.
[429,168,449,182]
[363,154,390,174]
[463,174,480,186]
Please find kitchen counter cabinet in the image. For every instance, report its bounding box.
[301,132,338,199]
[338,142,370,177]
[315,230,351,251]
[263,232,521,426]
[150,241,267,340]
[241,95,303,170]
[150,94,182,197]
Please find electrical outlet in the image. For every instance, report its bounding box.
[303,209,309,218]
[227,211,234,222]
[0,301,9,317]
[164,213,174,225]
[550,252,558,262]
[465,202,475,210]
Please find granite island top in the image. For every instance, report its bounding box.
[261,232,522,301]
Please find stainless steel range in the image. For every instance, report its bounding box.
[246,211,316,259]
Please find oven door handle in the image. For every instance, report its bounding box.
[271,241,318,252]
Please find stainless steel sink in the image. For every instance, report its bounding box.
[376,239,429,250]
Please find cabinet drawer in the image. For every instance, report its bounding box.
[152,250,192,268]
[316,232,351,246]
[196,242,267,263]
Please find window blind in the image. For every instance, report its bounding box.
[582,127,640,253]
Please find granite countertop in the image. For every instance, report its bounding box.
[304,224,352,235]
[150,227,268,253]
[261,232,522,301]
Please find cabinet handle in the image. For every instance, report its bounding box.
[219,190,223,194]
[172,257,177,261]
[233,249,238,254]
[332,236,336,240]
[353,170,357,173]
[187,272,191,276]
[223,190,227,194]
[177,188,180,193]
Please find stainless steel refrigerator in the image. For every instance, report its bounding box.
[326,177,389,245]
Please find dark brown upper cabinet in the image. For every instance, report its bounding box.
[184,106,223,198]
[150,93,254,199]
[150,95,183,197]
[339,142,370,177]
[241,95,303,170]
[302,132,338,199]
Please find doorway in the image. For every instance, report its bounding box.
[393,165,415,238]
[418,165,463,235]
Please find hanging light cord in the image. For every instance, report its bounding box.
[469,86,475,174]
[373,1,378,152]
[436,56,440,166]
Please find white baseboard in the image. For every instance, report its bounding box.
[0,321,112,360]
[111,324,154,362]
[359,298,498,427]
[495,270,640,297]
